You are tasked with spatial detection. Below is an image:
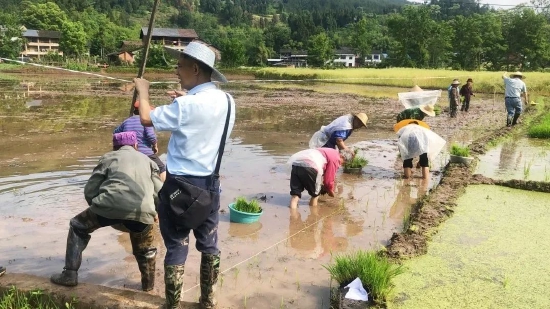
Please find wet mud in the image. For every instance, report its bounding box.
[0,72,514,308]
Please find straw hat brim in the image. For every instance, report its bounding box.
[394,119,430,133]
[353,113,368,127]
[511,72,525,79]
[419,105,436,117]
[164,46,228,83]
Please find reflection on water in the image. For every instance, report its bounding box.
[476,137,550,181]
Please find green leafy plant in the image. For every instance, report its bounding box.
[324,250,404,304]
[433,104,442,116]
[450,143,470,157]
[233,197,262,213]
[0,287,77,309]
[345,149,369,168]
[528,113,550,138]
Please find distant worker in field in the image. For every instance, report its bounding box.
[114,101,166,182]
[460,78,475,112]
[502,71,528,127]
[50,132,162,292]
[448,79,460,118]
[288,148,353,208]
[0,266,5,277]
[309,113,368,151]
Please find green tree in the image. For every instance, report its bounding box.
[387,5,444,68]
[59,21,88,57]
[219,38,247,67]
[133,44,172,68]
[21,1,68,31]
[351,17,383,66]
[307,32,334,67]
[503,8,550,70]
[0,13,23,58]
[479,12,506,70]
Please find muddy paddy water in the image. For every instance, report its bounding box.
[0,73,505,308]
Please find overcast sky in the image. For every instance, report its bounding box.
[409,0,531,8]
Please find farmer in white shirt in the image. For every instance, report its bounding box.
[502,71,528,127]
[134,42,235,309]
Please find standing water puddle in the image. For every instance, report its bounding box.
[476,137,550,181]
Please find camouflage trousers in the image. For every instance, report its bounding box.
[66,208,157,290]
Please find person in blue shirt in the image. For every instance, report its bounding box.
[316,113,368,151]
[133,42,235,309]
[502,71,528,127]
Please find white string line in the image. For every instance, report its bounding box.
[0,57,473,85]
[181,206,346,294]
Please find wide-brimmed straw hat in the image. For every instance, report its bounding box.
[394,119,430,133]
[511,71,524,79]
[411,85,423,92]
[353,113,368,127]
[419,104,436,117]
[164,42,227,83]
[451,79,460,85]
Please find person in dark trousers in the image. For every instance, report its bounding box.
[448,79,460,118]
[460,78,474,112]
[50,132,162,292]
[134,42,236,309]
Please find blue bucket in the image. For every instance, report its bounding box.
[228,203,263,224]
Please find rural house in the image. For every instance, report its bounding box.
[138,28,220,61]
[20,28,62,59]
[276,49,308,67]
[334,47,356,67]
[107,40,143,65]
[364,50,388,66]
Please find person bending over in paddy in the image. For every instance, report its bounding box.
[309,113,368,152]
[50,132,162,292]
[288,148,353,208]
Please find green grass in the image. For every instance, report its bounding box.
[345,149,369,168]
[528,112,550,138]
[0,287,77,309]
[233,197,262,214]
[254,67,550,96]
[450,144,470,157]
[324,250,404,304]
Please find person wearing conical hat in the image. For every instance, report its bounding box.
[309,113,368,152]
[395,85,436,123]
[502,71,528,127]
[448,79,460,118]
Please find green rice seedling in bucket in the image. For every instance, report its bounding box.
[229,197,263,224]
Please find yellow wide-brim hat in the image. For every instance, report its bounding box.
[394,119,430,133]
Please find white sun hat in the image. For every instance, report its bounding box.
[164,42,227,83]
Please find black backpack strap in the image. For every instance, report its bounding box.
[213,93,232,178]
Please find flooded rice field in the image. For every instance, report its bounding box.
[0,72,507,308]
[476,137,550,182]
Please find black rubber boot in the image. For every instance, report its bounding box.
[130,225,157,292]
[164,264,185,309]
[50,227,90,286]
[512,113,521,126]
[506,116,513,127]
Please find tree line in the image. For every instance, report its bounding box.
[1,0,550,70]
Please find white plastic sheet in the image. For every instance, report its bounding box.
[344,277,369,301]
[397,125,446,161]
[309,115,353,148]
[398,90,442,109]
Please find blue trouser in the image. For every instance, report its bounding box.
[505,97,522,117]
[159,173,220,265]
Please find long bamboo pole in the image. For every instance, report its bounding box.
[129,0,162,117]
